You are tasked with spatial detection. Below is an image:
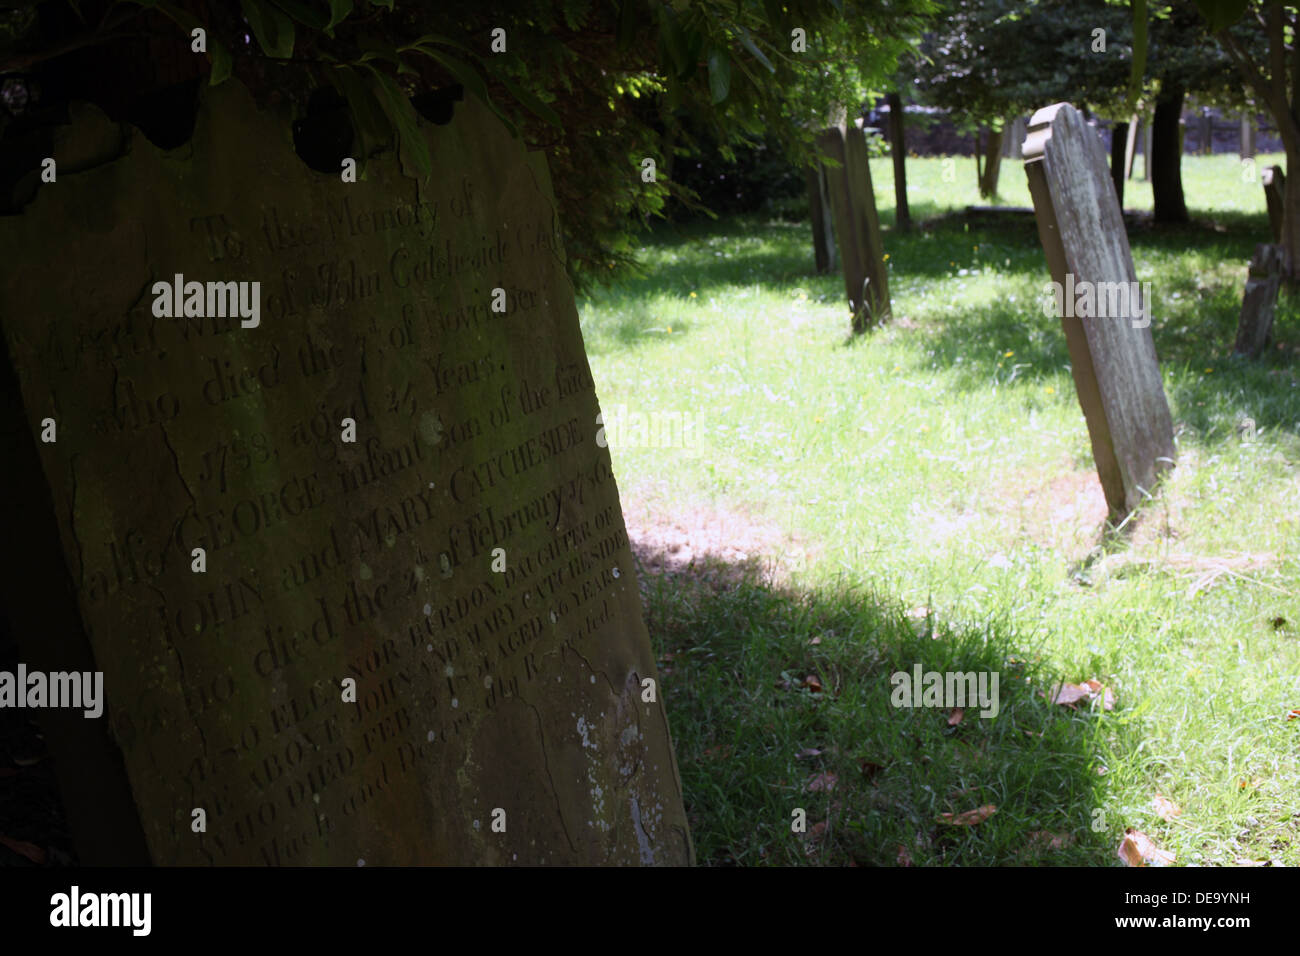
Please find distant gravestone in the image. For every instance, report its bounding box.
[1241,115,1256,160]
[1233,243,1285,359]
[1263,165,1285,243]
[817,120,890,331]
[1123,116,1139,181]
[1023,103,1176,519]
[0,80,692,865]
[806,164,836,274]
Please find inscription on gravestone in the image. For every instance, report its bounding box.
[1023,102,1175,519]
[0,80,692,865]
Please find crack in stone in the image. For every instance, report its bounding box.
[521,695,578,855]
[158,420,198,513]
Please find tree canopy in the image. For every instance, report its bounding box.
[1,0,932,288]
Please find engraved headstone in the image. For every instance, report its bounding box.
[1263,165,1285,243]
[816,119,890,331]
[1023,102,1176,519]
[0,80,692,866]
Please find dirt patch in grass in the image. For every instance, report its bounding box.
[619,482,814,594]
[992,459,1109,559]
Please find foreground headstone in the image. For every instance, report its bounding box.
[1263,165,1285,243]
[1233,243,1285,359]
[816,120,890,331]
[0,79,692,865]
[1023,102,1176,519]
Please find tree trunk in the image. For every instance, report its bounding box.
[886,92,910,231]
[1282,141,1300,289]
[1110,120,1128,209]
[977,124,1005,198]
[1152,83,1188,223]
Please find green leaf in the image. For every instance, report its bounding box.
[330,64,391,163]
[240,0,295,59]
[658,6,691,78]
[209,37,233,85]
[400,32,476,58]
[1191,0,1249,34]
[499,72,562,127]
[266,0,330,31]
[324,0,353,34]
[707,46,730,104]
[737,24,775,74]
[405,44,490,104]
[404,43,518,137]
[365,66,431,179]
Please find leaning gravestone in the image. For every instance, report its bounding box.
[1262,165,1285,243]
[1233,243,1285,359]
[1023,103,1176,519]
[805,164,837,275]
[816,119,890,332]
[0,79,692,865]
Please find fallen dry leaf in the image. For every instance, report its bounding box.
[1048,678,1115,710]
[803,675,824,693]
[702,745,733,760]
[906,606,930,620]
[897,844,913,866]
[1118,828,1175,867]
[1287,709,1300,721]
[806,772,838,793]
[1271,616,1288,630]
[1238,776,1264,790]
[947,707,965,726]
[795,747,823,759]
[1152,794,1182,821]
[0,833,46,864]
[858,758,884,780]
[1050,682,1092,706]
[938,804,997,826]
[1234,857,1271,867]
[809,635,822,645]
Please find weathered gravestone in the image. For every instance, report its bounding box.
[1023,103,1176,519]
[1233,243,1285,359]
[816,119,890,332]
[805,164,837,274]
[0,79,692,866]
[1262,165,1285,243]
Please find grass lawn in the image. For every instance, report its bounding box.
[578,153,1300,866]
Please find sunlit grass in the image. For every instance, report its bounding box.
[580,154,1300,866]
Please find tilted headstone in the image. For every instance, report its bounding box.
[1123,116,1139,182]
[1023,103,1176,519]
[805,164,836,274]
[1233,243,1285,359]
[0,79,692,866]
[816,120,890,331]
[1263,165,1285,243]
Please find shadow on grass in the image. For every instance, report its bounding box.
[629,537,1120,866]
